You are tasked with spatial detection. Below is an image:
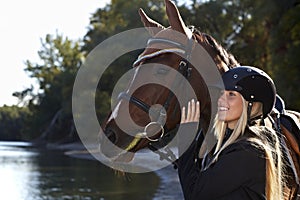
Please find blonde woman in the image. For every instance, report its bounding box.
[178,66,285,200]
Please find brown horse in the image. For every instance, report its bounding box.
[100,0,299,199]
[100,0,237,162]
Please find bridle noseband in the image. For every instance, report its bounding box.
[118,91,150,114]
[118,91,167,142]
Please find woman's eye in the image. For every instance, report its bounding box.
[229,91,236,96]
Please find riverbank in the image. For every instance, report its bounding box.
[53,141,184,199]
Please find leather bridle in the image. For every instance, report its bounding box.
[117,30,195,166]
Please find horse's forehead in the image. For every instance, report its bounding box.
[144,29,188,53]
[153,28,189,46]
[134,29,187,66]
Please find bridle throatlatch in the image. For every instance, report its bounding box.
[118,29,195,169]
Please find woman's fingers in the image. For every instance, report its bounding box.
[187,101,192,121]
[195,101,200,121]
[181,106,186,123]
[191,99,196,121]
[181,99,200,124]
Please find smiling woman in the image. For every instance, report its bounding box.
[178,66,288,200]
[217,90,244,129]
[0,0,110,106]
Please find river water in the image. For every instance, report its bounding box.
[0,141,183,200]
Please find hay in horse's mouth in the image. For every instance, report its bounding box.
[113,129,163,163]
[113,151,135,163]
[113,133,145,163]
[124,133,144,152]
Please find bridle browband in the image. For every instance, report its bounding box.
[118,29,195,167]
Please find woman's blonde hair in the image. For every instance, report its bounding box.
[211,97,284,200]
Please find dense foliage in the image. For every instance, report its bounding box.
[1,0,299,141]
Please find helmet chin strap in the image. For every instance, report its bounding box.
[259,116,265,126]
[247,102,254,125]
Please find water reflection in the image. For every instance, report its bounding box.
[0,141,160,200]
[0,142,41,199]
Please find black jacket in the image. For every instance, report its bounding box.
[177,123,266,200]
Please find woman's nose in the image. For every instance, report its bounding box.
[219,91,225,99]
[218,91,226,102]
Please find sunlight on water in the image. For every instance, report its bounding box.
[0,142,41,200]
[0,141,161,200]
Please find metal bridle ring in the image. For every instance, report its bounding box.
[143,122,165,142]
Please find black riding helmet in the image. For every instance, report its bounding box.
[222,66,276,119]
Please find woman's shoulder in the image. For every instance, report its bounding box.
[224,136,265,157]
[216,139,266,173]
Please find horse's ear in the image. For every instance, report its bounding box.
[139,8,165,36]
[165,0,191,37]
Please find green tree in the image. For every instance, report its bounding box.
[83,0,167,51]
[269,2,300,109]
[0,106,31,141]
[191,0,300,109]
[225,0,300,109]
[20,33,84,141]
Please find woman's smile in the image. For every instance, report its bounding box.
[217,90,243,129]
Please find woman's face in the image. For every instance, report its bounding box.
[217,90,244,129]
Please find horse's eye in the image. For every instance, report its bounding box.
[156,68,170,75]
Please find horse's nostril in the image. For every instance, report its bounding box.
[105,128,117,143]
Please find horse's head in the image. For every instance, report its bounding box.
[100,0,239,162]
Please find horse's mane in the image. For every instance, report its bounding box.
[192,27,239,71]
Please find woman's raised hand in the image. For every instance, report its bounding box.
[180,99,200,124]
